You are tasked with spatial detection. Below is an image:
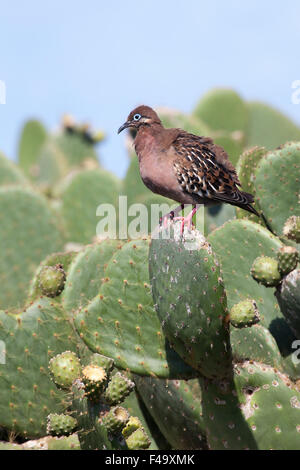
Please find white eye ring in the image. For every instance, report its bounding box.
[133,113,141,121]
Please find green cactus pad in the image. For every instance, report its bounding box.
[276,269,300,338]
[230,300,260,328]
[18,120,48,177]
[283,216,300,244]
[134,375,207,450]
[101,406,129,435]
[62,240,123,314]
[49,351,82,390]
[75,239,196,379]
[254,142,300,236]
[47,413,77,436]
[251,256,281,287]
[149,223,232,379]
[277,246,299,275]
[0,187,64,310]
[193,88,249,134]
[208,219,283,329]
[59,169,120,244]
[0,299,78,437]
[201,362,300,450]
[247,101,300,149]
[104,372,135,405]
[230,324,283,370]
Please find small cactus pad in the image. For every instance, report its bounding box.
[253,142,300,236]
[277,246,299,275]
[125,427,151,450]
[18,119,47,177]
[101,406,130,435]
[46,413,77,436]
[251,256,281,287]
[276,269,300,338]
[38,265,66,297]
[75,239,196,379]
[283,216,300,243]
[149,223,232,379]
[0,299,78,437]
[230,324,283,370]
[49,351,82,390]
[82,365,107,401]
[104,372,135,405]
[230,299,260,328]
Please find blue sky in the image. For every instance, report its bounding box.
[0,0,299,177]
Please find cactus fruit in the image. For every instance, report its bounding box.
[125,427,151,450]
[38,264,66,297]
[251,256,281,287]
[276,269,300,338]
[46,413,77,436]
[277,246,299,275]
[101,406,130,435]
[230,300,260,328]
[104,372,135,405]
[49,351,82,390]
[82,365,107,401]
[283,216,300,243]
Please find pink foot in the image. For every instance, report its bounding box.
[173,207,198,234]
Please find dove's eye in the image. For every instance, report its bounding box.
[133,113,141,121]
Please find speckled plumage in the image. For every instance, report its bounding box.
[118,105,259,216]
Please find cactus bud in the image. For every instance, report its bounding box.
[277,246,299,275]
[230,299,260,328]
[38,264,66,297]
[283,216,300,243]
[251,256,281,287]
